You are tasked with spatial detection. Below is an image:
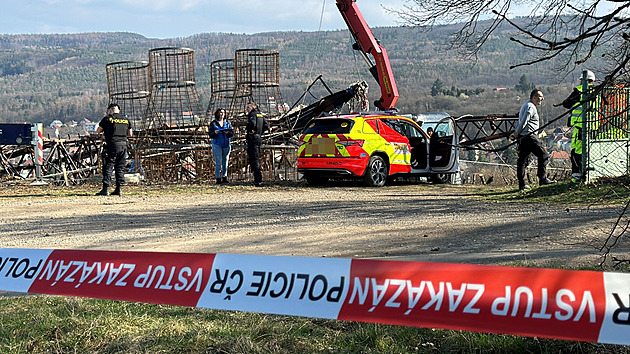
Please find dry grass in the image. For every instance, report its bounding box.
[1,295,624,353]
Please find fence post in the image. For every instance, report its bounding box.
[580,71,588,182]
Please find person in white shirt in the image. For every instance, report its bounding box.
[510,89,556,191]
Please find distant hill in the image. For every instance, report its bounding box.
[0,23,590,129]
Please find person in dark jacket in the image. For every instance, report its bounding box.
[245,102,269,187]
[96,103,132,196]
[209,108,233,184]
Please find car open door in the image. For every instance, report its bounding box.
[397,119,429,173]
[378,118,413,168]
[429,117,458,173]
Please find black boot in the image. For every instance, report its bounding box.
[222,177,229,184]
[96,184,109,196]
[216,178,222,184]
[111,185,122,196]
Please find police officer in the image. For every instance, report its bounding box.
[245,102,268,187]
[96,103,132,196]
[554,70,595,183]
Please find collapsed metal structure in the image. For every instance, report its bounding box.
[133,47,298,183]
[210,49,287,124]
[0,135,101,185]
[133,47,211,181]
[0,47,323,185]
[454,114,518,148]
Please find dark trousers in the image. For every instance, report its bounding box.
[102,145,127,187]
[516,134,549,187]
[247,134,263,184]
[570,149,582,174]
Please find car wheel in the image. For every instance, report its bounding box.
[305,173,328,186]
[363,155,388,187]
[430,173,450,184]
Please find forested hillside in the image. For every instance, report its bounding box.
[0,22,590,130]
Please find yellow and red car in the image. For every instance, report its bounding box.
[297,112,458,186]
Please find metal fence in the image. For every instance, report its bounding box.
[585,86,630,182]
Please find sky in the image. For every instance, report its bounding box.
[0,0,409,38]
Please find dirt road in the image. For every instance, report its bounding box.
[0,183,623,268]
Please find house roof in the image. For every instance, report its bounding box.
[551,150,570,159]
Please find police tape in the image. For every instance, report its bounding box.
[1,248,629,345]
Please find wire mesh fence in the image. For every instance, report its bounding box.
[584,86,630,182]
[106,60,150,131]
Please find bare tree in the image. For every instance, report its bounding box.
[390,0,630,83]
[391,1,630,268]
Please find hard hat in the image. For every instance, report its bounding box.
[580,70,595,82]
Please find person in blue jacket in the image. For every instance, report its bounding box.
[209,108,233,184]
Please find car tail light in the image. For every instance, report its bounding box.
[337,139,364,147]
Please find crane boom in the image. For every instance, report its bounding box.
[335,0,399,111]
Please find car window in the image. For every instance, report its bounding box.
[303,118,354,134]
[379,118,406,136]
[399,120,423,138]
[434,120,453,138]
[363,119,379,134]
[381,118,423,138]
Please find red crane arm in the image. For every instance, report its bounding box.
[335,0,399,110]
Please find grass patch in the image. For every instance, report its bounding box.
[479,178,630,205]
[1,295,624,353]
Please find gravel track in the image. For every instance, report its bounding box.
[0,183,622,268]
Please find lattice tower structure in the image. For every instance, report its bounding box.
[143,47,207,145]
[105,61,150,130]
[207,59,244,119]
[139,47,212,182]
[230,49,288,137]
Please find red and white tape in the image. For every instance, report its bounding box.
[1,248,629,345]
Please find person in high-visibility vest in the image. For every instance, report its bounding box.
[554,70,595,183]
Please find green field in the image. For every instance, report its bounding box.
[1,295,626,353]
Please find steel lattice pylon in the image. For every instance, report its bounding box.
[105,60,150,130]
[229,49,288,131]
[206,59,250,124]
[142,47,207,141]
[137,47,212,182]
